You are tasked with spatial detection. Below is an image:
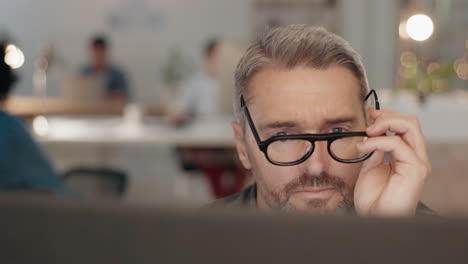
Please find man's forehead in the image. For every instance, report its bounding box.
[245,66,362,123]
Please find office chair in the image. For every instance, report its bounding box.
[63,167,128,200]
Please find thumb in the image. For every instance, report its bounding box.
[354,150,388,216]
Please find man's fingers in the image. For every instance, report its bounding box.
[366,108,429,163]
[357,136,430,183]
[357,136,419,165]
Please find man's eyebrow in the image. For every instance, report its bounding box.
[259,116,357,131]
[260,121,299,130]
[322,116,357,126]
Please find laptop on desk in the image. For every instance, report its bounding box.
[61,75,104,102]
[0,194,466,264]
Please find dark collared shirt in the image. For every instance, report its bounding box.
[81,64,130,98]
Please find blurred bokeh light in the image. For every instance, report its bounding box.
[4,44,25,69]
[406,14,434,41]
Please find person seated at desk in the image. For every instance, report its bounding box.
[80,35,130,102]
[211,25,434,217]
[170,39,220,124]
[0,42,76,197]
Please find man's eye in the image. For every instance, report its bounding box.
[330,127,344,133]
[275,132,289,141]
[275,132,288,136]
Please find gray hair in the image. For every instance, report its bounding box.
[233,24,369,123]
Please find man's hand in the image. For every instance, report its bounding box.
[354,108,431,217]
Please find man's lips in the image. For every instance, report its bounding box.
[293,187,335,194]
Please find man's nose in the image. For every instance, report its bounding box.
[301,141,330,175]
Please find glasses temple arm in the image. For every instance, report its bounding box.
[240,96,263,144]
[365,89,380,110]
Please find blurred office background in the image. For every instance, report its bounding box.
[0,0,467,215]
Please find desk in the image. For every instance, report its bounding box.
[5,96,125,118]
[4,96,165,119]
[36,116,245,200]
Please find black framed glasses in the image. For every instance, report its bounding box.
[240,89,380,166]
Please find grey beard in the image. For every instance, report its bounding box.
[257,172,355,215]
[279,197,355,216]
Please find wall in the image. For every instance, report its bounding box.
[0,0,253,103]
[1,0,405,104]
[339,0,400,90]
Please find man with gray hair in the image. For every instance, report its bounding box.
[212,25,433,217]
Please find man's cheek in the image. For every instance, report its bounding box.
[348,165,363,188]
[332,164,361,186]
[256,163,287,188]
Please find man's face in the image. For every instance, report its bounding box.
[205,46,220,78]
[91,45,107,69]
[232,66,368,214]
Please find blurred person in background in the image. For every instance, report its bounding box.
[0,42,77,197]
[170,38,220,124]
[212,25,433,217]
[80,35,130,102]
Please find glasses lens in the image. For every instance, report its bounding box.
[330,136,368,161]
[267,139,313,164]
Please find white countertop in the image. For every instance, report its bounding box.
[35,116,236,147]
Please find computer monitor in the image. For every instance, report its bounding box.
[1,193,467,264]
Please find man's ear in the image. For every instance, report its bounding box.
[231,120,252,170]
